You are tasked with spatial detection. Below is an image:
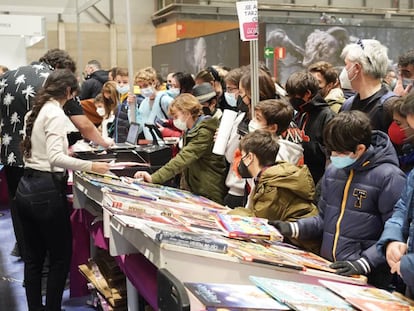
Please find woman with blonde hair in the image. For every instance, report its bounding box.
[134,93,227,204]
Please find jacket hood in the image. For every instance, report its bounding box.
[260,162,315,201]
[277,139,303,165]
[87,70,109,84]
[347,130,399,171]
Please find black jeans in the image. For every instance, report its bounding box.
[4,166,25,258]
[16,169,71,311]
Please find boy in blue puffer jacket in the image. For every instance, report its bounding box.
[272,110,406,289]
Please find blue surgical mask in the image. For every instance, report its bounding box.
[167,88,180,98]
[330,155,357,169]
[116,84,129,95]
[224,91,237,107]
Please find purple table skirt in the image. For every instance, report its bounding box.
[70,208,158,309]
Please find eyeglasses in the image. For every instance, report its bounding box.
[226,86,239,93]
[241,153,249,161]
[356,39,373,66]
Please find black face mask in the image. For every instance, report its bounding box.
[237,96,249,113]
[202,106,212,116]
[237,159,252,179]
[289,97,306,111]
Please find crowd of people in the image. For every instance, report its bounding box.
[2,40,414,310]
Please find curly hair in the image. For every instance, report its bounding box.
[21,69,79,159]
[39,49,76,73]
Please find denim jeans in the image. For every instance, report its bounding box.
[16,170,71,311]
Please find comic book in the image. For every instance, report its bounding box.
[226,240,303,271]
[250,276,354,311]
[185,282,289,310]
[320,280,414,311]
[216,214,283,241]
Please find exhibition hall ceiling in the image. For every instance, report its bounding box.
[0,0,79,14]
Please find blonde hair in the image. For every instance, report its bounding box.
[135,66,157,84]
[169,93,202,119]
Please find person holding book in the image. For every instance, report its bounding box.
[272,110,406,289]
[229,130,320,253]
[133,93,227,204]
[377,92,414,300]
[15,69,110,311]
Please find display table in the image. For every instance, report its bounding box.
[71,172,363,310]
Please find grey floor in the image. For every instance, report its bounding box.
[0,204,96,311]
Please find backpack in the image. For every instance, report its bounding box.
[341,90,396,112]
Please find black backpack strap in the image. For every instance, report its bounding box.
[158,93,169,119]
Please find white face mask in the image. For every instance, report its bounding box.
[173,117,187,131]
[224,91,237,107]
[248,119,265,133]
[339,65,356,90]
[116,84,129,95]
[141,86,155,98]
[96,107,106,117]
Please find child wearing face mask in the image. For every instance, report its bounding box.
[271,110,406,290]
[133,93,227,204]
[228,130,320,253]
[94,94,115,139]
[135,67,175,143]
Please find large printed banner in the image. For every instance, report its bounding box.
[265,23,413,84]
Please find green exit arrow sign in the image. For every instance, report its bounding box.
[264,47,274,59]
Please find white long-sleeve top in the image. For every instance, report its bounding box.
[24,99,92,173]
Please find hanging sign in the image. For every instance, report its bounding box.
[236,1,258,41]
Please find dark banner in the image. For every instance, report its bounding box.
[152,29,240,79]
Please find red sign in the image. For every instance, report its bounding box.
[274,47,286,59]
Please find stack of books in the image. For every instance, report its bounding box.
[79,249,127,310]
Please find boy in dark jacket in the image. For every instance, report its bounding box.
[285,71,336,184]
[272,111,406,289]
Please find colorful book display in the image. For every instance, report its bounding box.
[320,280,414,311]
[216,214,283,241]
[226,240,303,271]
[185,282,289,310]
[268,243,336,273]
[250,276,354,311]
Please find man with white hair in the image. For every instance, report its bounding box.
[339,39,396,133]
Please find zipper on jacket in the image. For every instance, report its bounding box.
[332,169,354,261]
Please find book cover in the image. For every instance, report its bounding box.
[227,240,303,271]
[185,282,289,310]
[319,280,414,311]
[216,214,282,241]
[171,210,227,236]
[269,243,336,273]
[250,276,354,311]
[155,230,228,253]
